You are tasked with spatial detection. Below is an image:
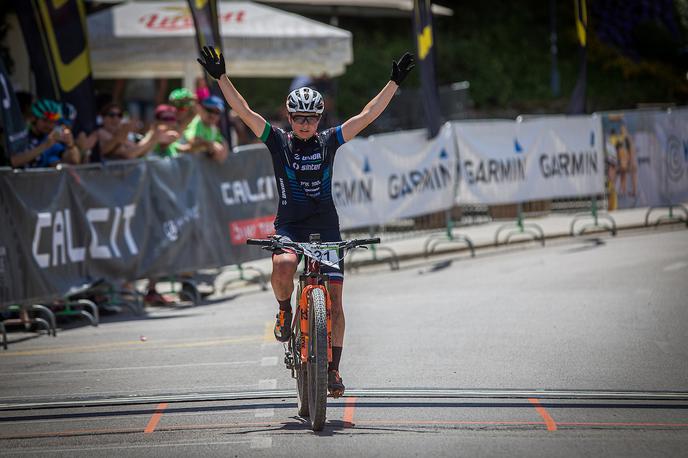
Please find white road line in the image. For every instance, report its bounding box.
[2,440,255,455]
[663,261,688,272]
[0,361,259,377]
[250,436,273,449]
[254,407,275,418]
[260,356,278,367]
[258,379,277,390]
[0,383,258,400]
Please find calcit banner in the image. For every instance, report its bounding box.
[0,152,277,305]
[333,123,457,229]
[453,116,604,204]
[0,59,28,158]
[601,108,688,209]
[15,0,97,133]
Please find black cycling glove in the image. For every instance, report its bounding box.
[197,46,226,80]
[390,52,415,86]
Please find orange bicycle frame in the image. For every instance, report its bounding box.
[298,284,333,365]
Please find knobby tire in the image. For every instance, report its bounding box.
[307,288,328,431]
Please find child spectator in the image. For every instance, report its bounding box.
[181,95,228,163]
[148,104,182,158]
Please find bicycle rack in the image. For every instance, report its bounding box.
[570,196,617,236]
[2,304,56,340]
[494,203,545,246]
[645,204,688,228]
[53,299,99,327]
[30,304,58,337]
[220,264,268,293]
[421,210,476,258]
[349,242,400,271]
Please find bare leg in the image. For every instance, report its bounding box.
[329,282,344,347]
[271,252,298,303]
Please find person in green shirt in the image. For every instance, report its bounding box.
[168,87,197,132]
[182,95,228,163]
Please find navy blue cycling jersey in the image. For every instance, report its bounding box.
[260,122,346,229]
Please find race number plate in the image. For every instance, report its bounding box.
[301,243,341,269]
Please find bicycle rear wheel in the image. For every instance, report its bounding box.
[307,287,328,431]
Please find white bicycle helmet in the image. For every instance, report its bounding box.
[286,87,324,114]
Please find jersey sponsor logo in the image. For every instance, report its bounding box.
[32,205,137,269]
[296,163,322,171]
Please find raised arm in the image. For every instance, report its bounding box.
[341,52,415,142]
[197,46,267,138]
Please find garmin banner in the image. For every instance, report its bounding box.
[0,152,277,305]
[601,108,688,210]
[452,116,604,204]
[332,123,457,229]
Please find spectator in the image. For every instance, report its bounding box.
[168,88,197,131]
[96,103,159,160]
[61,101,98,163]
[148,104,181,158]
[181,95,228,163]
[10,98,80,168]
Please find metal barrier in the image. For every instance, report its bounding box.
[645,204,688,227]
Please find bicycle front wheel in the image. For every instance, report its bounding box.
[307,287,328,431]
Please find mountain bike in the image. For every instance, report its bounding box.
[247,234,380,431]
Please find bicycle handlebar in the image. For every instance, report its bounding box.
[246,237,380,250]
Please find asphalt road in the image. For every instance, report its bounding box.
[1,227,687,456]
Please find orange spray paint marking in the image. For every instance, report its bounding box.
[144,402,168,434]
[529,398,557,431]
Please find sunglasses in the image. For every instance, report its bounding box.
[106,111,123,118]
[205,108,221,116]
[291,115,320,125]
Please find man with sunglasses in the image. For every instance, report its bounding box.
[198,46,414,397]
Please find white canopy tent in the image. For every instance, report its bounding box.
[87,1,353,87]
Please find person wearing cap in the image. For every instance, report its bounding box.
[10,98,80,168]
[148,104,182,158]
[168,88,197,131]
[181,95,228,163]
